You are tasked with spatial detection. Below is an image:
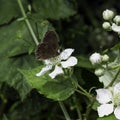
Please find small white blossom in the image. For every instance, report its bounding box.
[96,82,120,119]
[36,48,78,79]
[89,52,102,65]
[114,15,120,24]
[103,9,114,20]
[102,22,111,30]
[112,23,120,32]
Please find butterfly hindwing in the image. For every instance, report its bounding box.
[35,31,59,60]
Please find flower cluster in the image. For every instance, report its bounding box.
[89,52,109,76]
[102,9,120,34]
[36,48,78,79]
[96,82,120,119]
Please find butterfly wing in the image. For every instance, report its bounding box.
[35,31,59,60]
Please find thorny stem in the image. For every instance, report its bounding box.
[17,0,39,45]
[59,102,71,120]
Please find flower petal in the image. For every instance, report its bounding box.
[49,65,64,79]
[36,65,52,76]
[96,89,112,104]
[114,106,120,119]
[97,104,114,117]
[61,56,78,68]
[112,23,120,32]
[60,48,74,60]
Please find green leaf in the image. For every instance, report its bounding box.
[20,67,77,101]
[97,114,117,120]
[0,20,39,99]
[32,0,76,20]
[0,0,28,25]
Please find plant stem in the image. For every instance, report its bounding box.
[59,102,71,120]
[77,84,92,100]
[17,0,39,45]
[73,95,82,120]
[107,68,120,87]
[85,97,95,120]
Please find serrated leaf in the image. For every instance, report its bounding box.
[0,0,28,25]
[32,0,76,20]
[97,114,117,120]
[20,67,77,101]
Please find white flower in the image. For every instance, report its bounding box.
[36,48,78,79]
[102,22,111,30]
[89,52,102,65]
[96,82,120,119]
[112,23,120,32]
[103,9,114,20]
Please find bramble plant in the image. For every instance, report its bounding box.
[1,0,120,120]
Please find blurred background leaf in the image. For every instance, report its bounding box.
[31,0,76,20]
[0,0,28,25]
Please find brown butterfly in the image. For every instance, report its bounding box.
[35,31,59,60]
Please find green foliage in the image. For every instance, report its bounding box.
[97,114,117,120]
[19,67,77,101]
[0,0,28,25]
[0,20,37,99]
[1,0,120,120]
[32,0,76,20]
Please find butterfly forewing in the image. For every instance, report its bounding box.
[35,31,59,60]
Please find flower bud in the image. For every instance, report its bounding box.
[114,15,120,24]
[103,9,114,20]
[102,54,109,62]
[102,22,111,30]
[95,68,104,76]
[89,52,102,65]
